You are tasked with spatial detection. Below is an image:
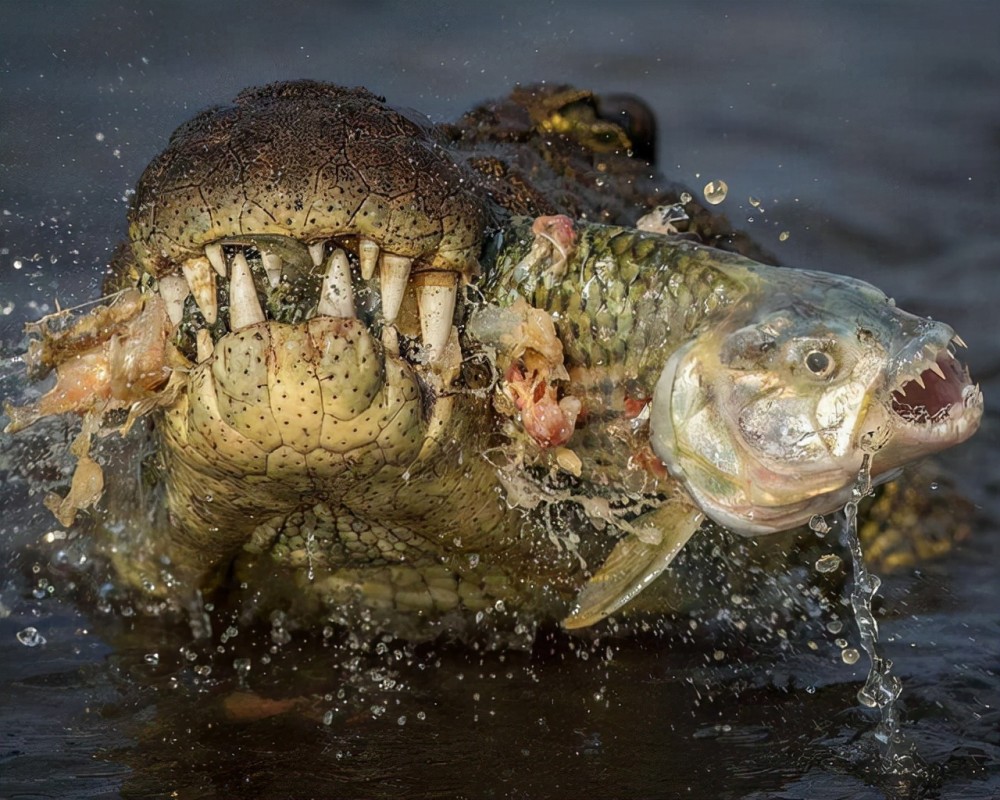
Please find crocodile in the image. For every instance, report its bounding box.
[3,81,983,638]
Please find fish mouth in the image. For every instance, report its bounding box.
[884,335,983,450]
[154,232,463,370]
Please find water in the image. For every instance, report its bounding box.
[2,2,1000,798]
[703,179,730,205]
[841,453,920,777]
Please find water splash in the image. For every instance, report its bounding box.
[843,450,924,774]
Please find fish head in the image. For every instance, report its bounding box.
[649,264,983,535]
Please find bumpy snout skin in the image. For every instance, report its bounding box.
[129,82,487,278]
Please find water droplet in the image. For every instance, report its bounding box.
[144,652,160,665]
[416,710,427,721]
[809,514,831,535]
[842,647,861,665]
[815,554,842,573]
[679,191,692,204]
[322,710,334,726]
[827,619,844,634]
[779,231,790,242]
[233,658,251,676]
[857,687,878,707]
[397,715,407,726]
[17,627,46,647]
[703,180,728,205]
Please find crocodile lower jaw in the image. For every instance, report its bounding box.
[156,232,464,370]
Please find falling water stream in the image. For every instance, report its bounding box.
[843,449,924,776]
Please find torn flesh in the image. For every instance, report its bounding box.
[5,289,180,525]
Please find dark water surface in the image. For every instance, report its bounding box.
[2,2,999,798]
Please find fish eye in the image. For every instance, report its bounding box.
[805,350,835,377]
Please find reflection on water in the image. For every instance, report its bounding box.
[2,1,1000,798]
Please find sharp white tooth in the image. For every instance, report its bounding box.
[261,250,282,289]
[158,275,189,326]
[379,254,412,324]
[913,372,926,389]
[196,328,214,362]
[181,257,218,325]
[359,238,380,281]
[229,252,266,330]
[381,325,400,357]
[309,241,326,268]
[953,334,968,349]
[416,274,458,361]
[317,248,355,317]
[205,243,227,277]
[929,361,946,380]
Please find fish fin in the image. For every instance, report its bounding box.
[562,497,703,629]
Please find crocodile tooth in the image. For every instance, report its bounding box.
[912,372,926,390]
[379,254,412,324]
[205,243,227,277]
[359,238,380,281]
[316,248,355,317]
[229,252,266,330]
[158,275,189,326]
[416,273,458,360]
[309,241,326,268]
[261,250,283,289]
[929,360,946,380]
[953,334,968,349]
[196,328,214,362]
[181,257,218,324]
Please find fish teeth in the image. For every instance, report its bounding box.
[181,257,218,324]
[309,241,326,268]
[229,251,266,330]
[929,360,947,380]
[205,243,227,277]
[912,372,926,390]
[416,273,458,361]
[316,248,355,317]
[379,254,412,324]
[196,328,214,362]
[964,383,983,408]
[953,334,968,349]
[158,275,189,326]
[359,238,380,281]
[261,250,283,289]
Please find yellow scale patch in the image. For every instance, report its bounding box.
[266,324,324,452]
[212,329,283,453]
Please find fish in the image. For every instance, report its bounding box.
[471,217,983,627]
